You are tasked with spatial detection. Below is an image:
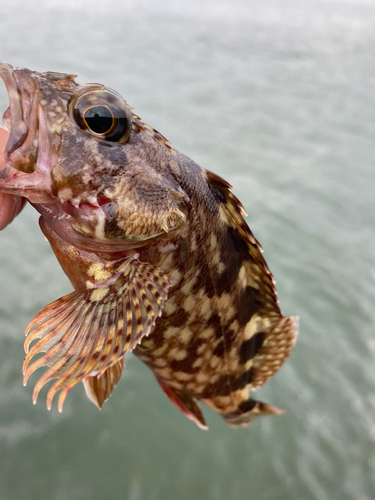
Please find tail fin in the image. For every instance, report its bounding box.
[223,399,284,427]
[222,314,298,427]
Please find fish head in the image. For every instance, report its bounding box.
[0,62,187,251]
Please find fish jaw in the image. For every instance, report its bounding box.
[23,218,171,412]
[0,62,30,166]
[0,62,188,248]
[0,62,56,202]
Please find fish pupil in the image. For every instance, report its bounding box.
[84,106,114,135]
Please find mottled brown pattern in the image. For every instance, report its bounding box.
[0,63,298,428]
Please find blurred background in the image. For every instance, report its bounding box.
[0,0,374,499]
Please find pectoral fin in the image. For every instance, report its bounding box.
[23,259,170,412]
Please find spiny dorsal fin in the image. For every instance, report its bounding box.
[204,169,257,244]
[205,168,298,421]
[132,112,173,150]
[83,357,125,409]
[204,168,279,311]
[23,259,170,412]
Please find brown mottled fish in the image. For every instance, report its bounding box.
[0,63,298,429]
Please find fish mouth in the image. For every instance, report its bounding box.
[0,63,186,252]
[0,62,53,202]
[0,62,29,159]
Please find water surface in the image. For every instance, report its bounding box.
[0,1,374,499]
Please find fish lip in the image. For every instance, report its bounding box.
[33,199,183,254]
[0,62,52,201]
[0,62,28,159]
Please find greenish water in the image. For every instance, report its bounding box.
[0,1,374,499]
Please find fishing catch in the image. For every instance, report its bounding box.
[0,63,297,429]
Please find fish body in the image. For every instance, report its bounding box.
[0,63,297,428]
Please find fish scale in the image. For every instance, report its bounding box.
[0,62,298,428]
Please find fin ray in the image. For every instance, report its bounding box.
[224,399,284,427]
[23,259,170,410]
[248,315,298,390]
[205,168,279,307]
[82,357,125,409]
[157,378,208,430]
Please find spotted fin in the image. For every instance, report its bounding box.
[205,169,298,424]
[217,315,297,427]
[83,357,125,409]
[244,314,298,390]
[224,399,284,427]
[204,169,255,243]
[157,378,208,430]
[204,169,279,309]
[23,260,170,412]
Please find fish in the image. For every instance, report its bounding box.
[0,62,298,429]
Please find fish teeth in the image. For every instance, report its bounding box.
[71,197,81,208]
[87,196,99,207]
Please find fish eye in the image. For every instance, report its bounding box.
[70,89,132,144]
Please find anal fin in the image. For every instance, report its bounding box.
[157,378,208,430]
